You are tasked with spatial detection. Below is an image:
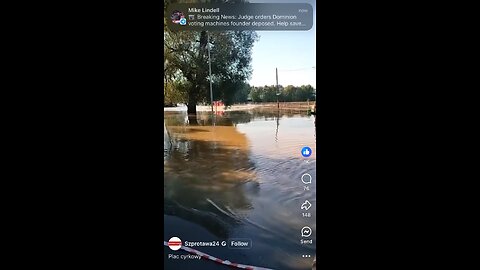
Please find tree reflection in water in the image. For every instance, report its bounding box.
[164,109,314,238]
[164,109,317,270]
[164,111,258,238]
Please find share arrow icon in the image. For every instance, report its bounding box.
[301,200,312,211]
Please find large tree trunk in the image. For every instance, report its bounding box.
[187,93,197,115]
[187,103,196,115]
[185,32,207,117]
[187,91,198,126]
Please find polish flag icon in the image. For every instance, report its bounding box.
[168,237,182,251]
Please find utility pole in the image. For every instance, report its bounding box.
[276,67,279,109]
[207,31,214,114]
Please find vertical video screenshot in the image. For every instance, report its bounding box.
[164,0,316,269]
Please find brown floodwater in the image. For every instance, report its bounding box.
[164,108,316,270]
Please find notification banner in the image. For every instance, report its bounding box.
[167,3,313,31]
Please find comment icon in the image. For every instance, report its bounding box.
[301,173,312,184]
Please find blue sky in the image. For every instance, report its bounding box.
[248,0,316,88]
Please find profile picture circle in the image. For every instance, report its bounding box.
[171,10,185,24]
[168,237,182,251]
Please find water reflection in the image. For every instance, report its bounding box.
[164,109,316,270]
[165,112,257,238]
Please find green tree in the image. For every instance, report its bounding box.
[250,86,263,102]
[231,82,250,104]
[295,85,315,101]
[164,79,188,106]
[164,0,258,114]
[282,85,296,102]
[262,85,278,102]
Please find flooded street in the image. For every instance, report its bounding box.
[164,108,316,270]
